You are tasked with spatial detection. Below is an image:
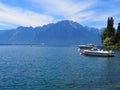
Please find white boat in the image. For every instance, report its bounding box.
[81,47,114,57]
[78,44,95,49]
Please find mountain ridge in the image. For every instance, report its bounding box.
[0,20,101,46]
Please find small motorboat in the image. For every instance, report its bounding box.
[81,47,114,57]
[78,44,95,49]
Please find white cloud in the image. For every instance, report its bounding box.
[0,2,54,27]
[31,0,95,21]
[67,11,95,22]
[0,0,120,29]
[28,0,120,28]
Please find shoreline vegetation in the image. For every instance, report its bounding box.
[101,17,120,50]
[103,45,120,50]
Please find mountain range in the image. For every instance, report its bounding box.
[0,20,101,46]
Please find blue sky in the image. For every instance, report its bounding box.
[0,0,120,30]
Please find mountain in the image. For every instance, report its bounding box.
[0,20,101,46]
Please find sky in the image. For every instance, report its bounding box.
[0,0,120,30]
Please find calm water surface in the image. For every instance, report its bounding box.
[0,46,120,90]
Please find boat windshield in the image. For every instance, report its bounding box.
[91,47,100,51]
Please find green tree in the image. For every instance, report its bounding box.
[103,37,112,46]
[101,28,107,44]
[116,23,120,43]
[101,17,115,46]
[117,23,120,35]
[107,17,115,37]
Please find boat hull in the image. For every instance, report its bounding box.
[82,50,114,57]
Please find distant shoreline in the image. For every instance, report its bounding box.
[0,44,77,47]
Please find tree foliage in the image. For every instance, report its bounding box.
[116,23,120,43]
[107,17,115,37]
[101,17,115,46]
[101,28,107,44]
[103,37,113,46]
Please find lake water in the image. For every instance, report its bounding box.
[0,46,120,90]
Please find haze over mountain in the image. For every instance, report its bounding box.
[0,20,101,46]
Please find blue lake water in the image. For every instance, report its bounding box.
[0,46,120,90]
